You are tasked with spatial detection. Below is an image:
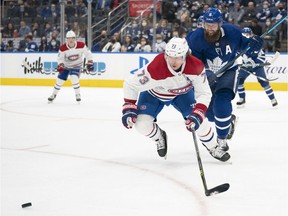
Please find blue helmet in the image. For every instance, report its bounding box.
[242,27,252,34]
[203,8,223,23]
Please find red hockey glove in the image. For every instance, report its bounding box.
[185,108,205,131]
[57,63,65,72]
[86,60,94,72]
[122,102,137,129]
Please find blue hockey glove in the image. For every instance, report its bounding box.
[185,108,205,131]
[122,102,137,129]
[246,35,264,56]
[86,60,94,72]
[57,63,65,72]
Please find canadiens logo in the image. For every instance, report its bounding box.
[168,83,193,94]
[68,54,80,61]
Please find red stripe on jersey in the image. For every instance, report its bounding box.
[59,41,86,52]
[147,53,205,81]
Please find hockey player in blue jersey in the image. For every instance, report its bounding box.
[237,27,278,108]
[186,8,264,152]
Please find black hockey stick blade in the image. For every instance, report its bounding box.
[206,183,230,196]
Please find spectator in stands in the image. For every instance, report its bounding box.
[65,0,77,20]
[156,19,171,43]
[262,18,277,52]
[155,34,166,53]
[102,34,121,52]
[134,37,152,52]
[76,0,88,17]
[23,1,37,18]
[18,38,27,51]
[139,18,153,41]
[48,36,60,52]
[171,19,186,38]
[31,22,43,38]
[176,2,190,28]
[7,2,20,19]
[189,2,202,21]
[72,22,83,38]
[39,35,49,52]
[0,34,5,52]
[120,35,135,52]
[95,0,112,15]
[161,0,177,22]
[228,2,245,26]
[43,22,53,40]
[272,2,287,40]
[5,40,17,52]
[126,19,141,43]
[25,34,38,52]
[250,19,263,36]
[18,21,31,37]
[241,1,258,27]
[1,23,15,38]
[99,30,109,51]
[256,1,273,25]
[41,4,53,21]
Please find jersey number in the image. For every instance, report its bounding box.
[137,69,149,85]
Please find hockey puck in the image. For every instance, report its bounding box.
[22,202,32,208]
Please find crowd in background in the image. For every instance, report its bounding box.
[0,0,287,53]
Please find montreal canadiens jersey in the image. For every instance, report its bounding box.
[186,23,250,74]
[123,53,212,109]
[58,41,93,68]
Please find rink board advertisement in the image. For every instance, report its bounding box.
[0,53,287,90]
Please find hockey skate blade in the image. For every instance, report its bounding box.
[205,183,230,196]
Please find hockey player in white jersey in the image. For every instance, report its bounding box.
[48,30,94,103]
[122,37,230,161]
[186,8,264,152]
[237,27,278,107]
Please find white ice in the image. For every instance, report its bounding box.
[1,86,287,216]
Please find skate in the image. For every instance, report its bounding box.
[208,145,230,162]
[155,129,167,158]
[271,99,278,107]
[48,94,56,103]
[227,114,238,140]
[76,94,81,103]
[217,138,229,151]
[236,98,245,108]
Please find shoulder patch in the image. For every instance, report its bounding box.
[184,55,205,75]
[76,41,85,48]
[147,53,173,80]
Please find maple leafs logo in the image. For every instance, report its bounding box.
[207,57,227,73]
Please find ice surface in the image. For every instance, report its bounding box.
[1,86,287,216]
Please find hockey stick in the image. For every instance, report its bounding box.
[191,129,230,196]
[215,16,288,76]
[240,67,278,82]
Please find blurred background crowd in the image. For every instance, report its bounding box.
[0,0,287,53]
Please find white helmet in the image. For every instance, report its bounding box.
[165,37,189,57]
[66,30,76,38]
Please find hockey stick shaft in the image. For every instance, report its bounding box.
[215,16,288,76]
[240,67,278,82]
[191,129,209,194]
[191,129,230,196]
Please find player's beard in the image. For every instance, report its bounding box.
[204,29,221,43]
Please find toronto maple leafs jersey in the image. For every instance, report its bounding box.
[123,53,212,109]
[186,23,250,75]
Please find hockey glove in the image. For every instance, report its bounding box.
[246,35,264,56]
[185,108,205,131]
[57,63,65,72]
[86,60,94,72]
[122,102,137,129]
